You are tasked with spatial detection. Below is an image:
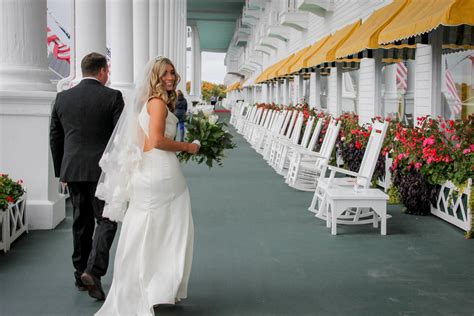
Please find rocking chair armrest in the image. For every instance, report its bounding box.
[327,165,369,179]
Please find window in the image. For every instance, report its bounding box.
[443,50,473,119]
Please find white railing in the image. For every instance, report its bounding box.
[431,179,472,233]
[0,194,28,253]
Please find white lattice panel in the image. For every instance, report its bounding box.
[0,194,28,253]
[431,179,472,232]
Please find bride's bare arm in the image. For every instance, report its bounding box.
[146,98,199,154]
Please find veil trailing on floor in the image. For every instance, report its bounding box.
[96,57,164,222]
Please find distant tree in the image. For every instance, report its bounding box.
[185,81,227,102]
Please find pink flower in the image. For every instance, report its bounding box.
[463,149,471,154]
[414,162,422,170]
[423,137,435,147]
[470,144,474,151]
[456,143,461,149]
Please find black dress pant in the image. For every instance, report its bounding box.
[68,182,117,279]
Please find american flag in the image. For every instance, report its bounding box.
[395,62,407,93]
[47,26,70,63]
[444,59,462,114]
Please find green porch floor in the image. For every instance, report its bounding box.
[1,114,473,316]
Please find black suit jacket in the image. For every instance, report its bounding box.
[50,79,124,182]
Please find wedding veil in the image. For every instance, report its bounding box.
[96,57,164,222]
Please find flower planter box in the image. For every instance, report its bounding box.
[0,194,28,253]
[431,179,472,233]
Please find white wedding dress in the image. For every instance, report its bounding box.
[96,105,194,316]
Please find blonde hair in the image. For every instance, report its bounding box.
[146,57,181,111]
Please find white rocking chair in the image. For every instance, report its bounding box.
[285,119,340,191]
[308,120,389,225]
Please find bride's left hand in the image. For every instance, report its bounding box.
[186,141,200,154]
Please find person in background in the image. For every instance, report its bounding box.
[210,95,217,109]
[175,89,188,141]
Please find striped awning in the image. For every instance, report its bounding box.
[306,20,361,69]
[268,54,295,81]
[336,0,409,59]
[226,82,242,91]
[290,35,331,74]
[258,57,291,83]
[275,46,312,78]
[378,0,474,45]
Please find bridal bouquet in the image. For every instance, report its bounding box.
[177,111,236,167]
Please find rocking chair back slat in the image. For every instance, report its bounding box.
[307,118,324,151]
[357,121,388,187]
[301,116,315,148]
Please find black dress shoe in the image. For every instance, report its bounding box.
[74,271,87,291]
[80,272,106,301]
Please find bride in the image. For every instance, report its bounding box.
[94,56,200,315]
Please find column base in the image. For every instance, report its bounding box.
[383,95,400,118]
[0,66,56,92]
[27,196,66,230]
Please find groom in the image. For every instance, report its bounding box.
[50,52,124,300]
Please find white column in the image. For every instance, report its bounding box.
[314,70,321,109]
[152,0,161,57]
[275,81,281,103]
[0,0,65,230]
[282,78,289,105]
[179,0,187,92]
[297,75,304,104]
[328,65,343,116]
[405,60,415,116]
[262,84,268,103]
[358,53,382,124]
[75,0,107,81]
[383,63,398,117]
[430,29,443,117]
[109,0,134,98]
[292,75,298,105]
[190,25,202,97]
[133,0,150,82]
[309,73,316,108]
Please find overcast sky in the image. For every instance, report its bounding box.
[48,0,226,85]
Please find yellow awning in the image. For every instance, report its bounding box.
[265,57,292,82]
[379,0,474,44]
[255,67,272,84]
[289,35,331,74]
[275,46,312,78]
[307,20,361,68]
[336,0,409,59]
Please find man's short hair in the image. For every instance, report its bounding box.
[81,52,108,76]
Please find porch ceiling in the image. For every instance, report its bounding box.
[187,0,245,52]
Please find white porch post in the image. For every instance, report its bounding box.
[358,53,382,124]
[76,0,107,81]
[109,0,134,99]
[190,25,202,97]
[292,75,298,105]
[0,0,65,229]
[149,0,158,57]
[383,63,398,117]
[282,78,289,105]
[275,81,281,103]
[262,84,269,103]
[309,72,318,108]
[297,75,304,104]
[133,0,150,82]
[328,64,343,116]
[404,60,415,117]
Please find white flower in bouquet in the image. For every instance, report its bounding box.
[208,114,219,125]
[177,111,236,167]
